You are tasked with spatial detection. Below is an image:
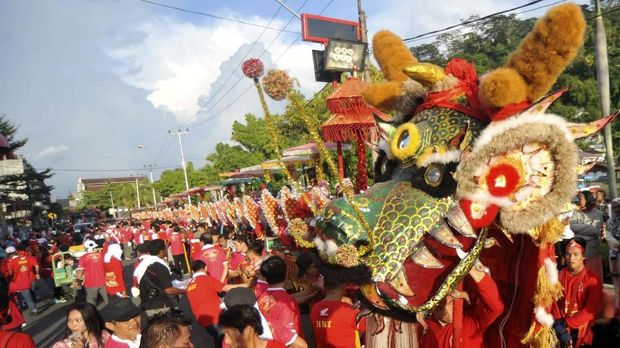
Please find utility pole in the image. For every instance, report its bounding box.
[109,191,116,219]
[357,0,371,82]
[169,129,192,205]
[135,177,141,209]
[594,0,616,198]
[144,164,158,206]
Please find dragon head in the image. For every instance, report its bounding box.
[309,4,614,320]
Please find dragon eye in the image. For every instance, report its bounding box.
[390,123,421,160]
[424,164,444,187]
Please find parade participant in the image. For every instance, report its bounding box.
[229,235,249,283]
[256,256,306,348]
[553,237,603,347]
[103,244,126,298]
[6,245,39,315]
[186,260,248,347]
[605,199,620,308]
[422,260,504,347]
[139,314,194,348]
[120,223,134,261]
[168,227,187,274]
[52,302,110,348]
[571,190,604,280]
[219,305,286,348]
[194,233,228,284]
[76,240,108,307]
[101,298,141,348]
[310,277,365,348]
[136,239,185,318]
[243,241,265,282]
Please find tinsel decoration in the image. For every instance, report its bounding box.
[263,69,293,101]
[334,244,360,267]
[289,218,315,248]
[241,58,264,80]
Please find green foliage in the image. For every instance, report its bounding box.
[79,179,157,210]
[410,4,620,152]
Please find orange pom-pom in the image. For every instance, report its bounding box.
[479,68,528,108]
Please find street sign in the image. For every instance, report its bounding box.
[301,14,360,44]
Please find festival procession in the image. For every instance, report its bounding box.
[1,0,620,347]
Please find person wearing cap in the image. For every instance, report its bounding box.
[6,245,39,315]
[605,199,620,310]
[101,298,141,348]
[552,237,603,347]
[76,239,108,307]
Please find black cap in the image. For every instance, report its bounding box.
[223,288,256,308]
[100,298,141,322]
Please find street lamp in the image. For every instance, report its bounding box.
[169,129,191,205]
[136,145,160,206]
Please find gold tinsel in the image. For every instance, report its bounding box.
[289,218,315,248]
[532,263,563,307]
[521,324,558,348]
[530,217,564,245]
[334,244,360,267]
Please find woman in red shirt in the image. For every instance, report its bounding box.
[103,244,126,297]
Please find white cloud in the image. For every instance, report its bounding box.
[35,145,69,160]
[109,14,322,125]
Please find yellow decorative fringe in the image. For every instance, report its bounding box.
[532,263,564,307]
[530,217,564,245]
[289,218,315,248]
[521,325,558,348]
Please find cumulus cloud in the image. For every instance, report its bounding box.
[35,145,69,160]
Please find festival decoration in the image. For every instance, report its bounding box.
[262,69,293,101]
[241,58,264,80]
[300,4,606,348]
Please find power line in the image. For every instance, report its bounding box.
[135,0,300,34]
[404,0,567,44]
[402,0,548,42]
[189,0,332,129]
[179,2,291,127]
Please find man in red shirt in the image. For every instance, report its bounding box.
[422,259,504,348]
[219,305,287,348]
[101,298,142,348]
[553,237,603,347]
[187,260,248,347]
[311,278,365,348]
[6,246,39,315]
[256,256,307,348]
[76,240,108,307]
[168,228,187,274]
[194,233,228,284]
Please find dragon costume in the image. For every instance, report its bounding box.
[304,4,615,347]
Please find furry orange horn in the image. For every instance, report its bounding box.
[372,30,418,83]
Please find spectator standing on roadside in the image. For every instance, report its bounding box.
[571,191,604,280]
[76,240,108,307]
[6,245,39,315]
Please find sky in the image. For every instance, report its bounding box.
[0,0,590,199]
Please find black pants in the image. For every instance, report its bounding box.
[173,254,187,274]
[205,324,223,348]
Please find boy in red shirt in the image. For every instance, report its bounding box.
[311,278,365,348]
[187,260,248,347]
[76,240,108,307]
[194,233,228,284]
[168,228,187,274]
[256,256,307,348]
[219,305,286,348]
[6,246,39,315]
[553,237,603,347]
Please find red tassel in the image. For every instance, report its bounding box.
[485,163,521,197]
[459,199,499,228]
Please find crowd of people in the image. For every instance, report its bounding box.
[0,188,618,347]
